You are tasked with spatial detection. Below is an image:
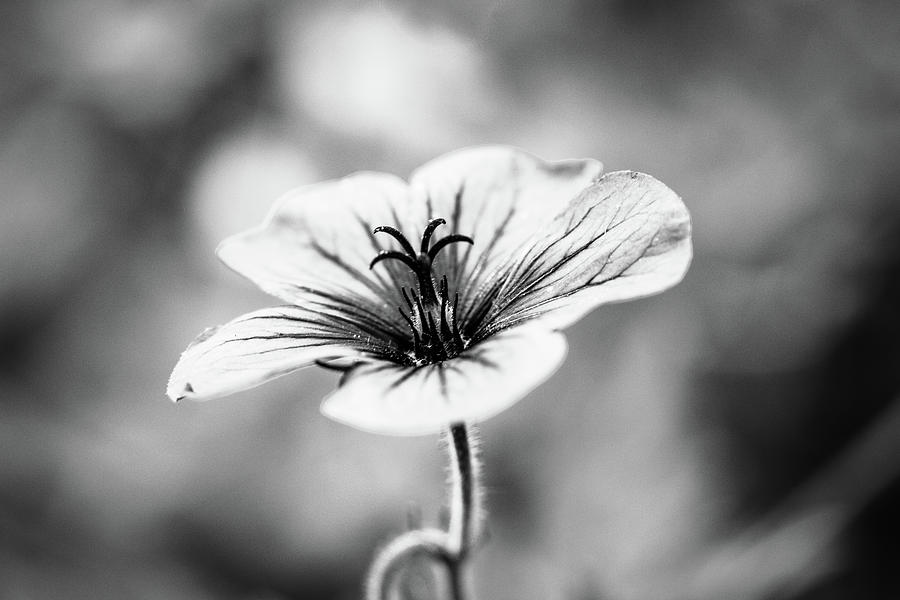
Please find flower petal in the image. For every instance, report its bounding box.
[409,146,603,305]
[320,326,567,436]
[216,147,604,337]
[167,306,371,402]
[476,170,692,334]
[217,172,426,310]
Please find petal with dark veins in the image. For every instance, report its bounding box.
[167,306,381,402]
[474,170,692,335]
[217,172,426,312]
[320,325,567,435]
[409,146,603,314]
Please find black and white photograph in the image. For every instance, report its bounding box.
[1,1,899,598]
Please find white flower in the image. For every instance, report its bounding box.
[167,146,692,435]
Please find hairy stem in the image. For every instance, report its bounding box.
[443,422,482,600]
[365,528,450,600]
[447,423,480,558]
[365,423,482,600]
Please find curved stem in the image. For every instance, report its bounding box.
[365,423,483,600]
[365,528,451,600]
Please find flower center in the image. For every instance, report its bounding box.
[369,218,473,364]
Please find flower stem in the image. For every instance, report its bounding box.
[443,422,482,600]
[446,423,480,559]
[365,423,482,600]
[364,528,451,600]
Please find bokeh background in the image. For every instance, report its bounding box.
[2,1,899,598]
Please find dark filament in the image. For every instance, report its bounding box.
[370,218,473,363]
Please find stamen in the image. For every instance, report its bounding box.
[411,327,422,357]
[452,292,461,338]
[426,313,447,360]
[413,293,427,326]
[398,306,414,329]
[439,286,452,338]
[401,287,414,310]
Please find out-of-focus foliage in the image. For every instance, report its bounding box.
[1,1,899,598]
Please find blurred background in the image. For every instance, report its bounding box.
[2,1,899,598]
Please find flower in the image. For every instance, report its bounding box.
[167,146,691,435]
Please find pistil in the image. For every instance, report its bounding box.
[369,218,473,364]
